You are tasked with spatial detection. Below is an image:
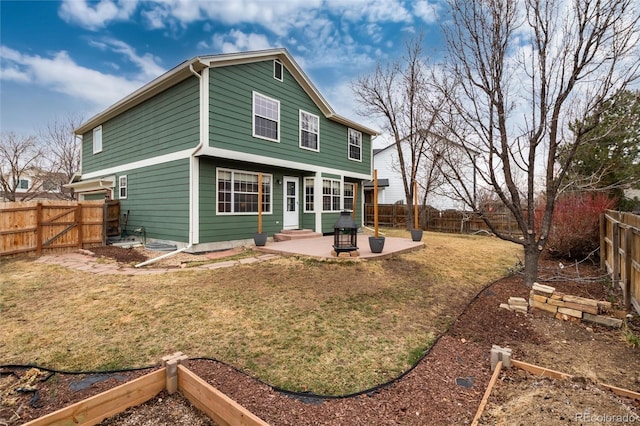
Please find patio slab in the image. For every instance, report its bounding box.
[255,235,424,260]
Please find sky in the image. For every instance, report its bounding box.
[0,0,447,146]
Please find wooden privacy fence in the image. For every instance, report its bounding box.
[0,200,120,256]
[600,210,640,314]
[364,203,521,236]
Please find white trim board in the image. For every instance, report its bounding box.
[197,146,372,180]
[81,149,193,180]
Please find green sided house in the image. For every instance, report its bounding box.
[68,48,377,252]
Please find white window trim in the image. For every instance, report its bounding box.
[304,177,315,213]
[299,110,320,152]
[348,128,362,162]
[119,175,127,199]
[252,91,280,143]
[17,178,30,190]
[216,168,273,216]
[322,178,341,213]
[274,60,283,81]
[343,182,355,212]
[93,126,102,154]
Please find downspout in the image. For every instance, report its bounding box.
[135,60,205,268]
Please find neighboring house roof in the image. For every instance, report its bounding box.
[363,179,390,188]
[75,48,379,137]
[373,132,480,158]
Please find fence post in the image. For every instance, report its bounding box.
[36,202,43,256]
[612,221,620,287]
[77,204,83,249]
[102,202,108,246]
[624,226,632,310]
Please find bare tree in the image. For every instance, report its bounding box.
[41,115,83,199]
[435,0,640,286]
[353,34,446,228]
[0,132,45,201]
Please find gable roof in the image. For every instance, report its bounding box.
[373,131,480,158]
[75,48,378,136]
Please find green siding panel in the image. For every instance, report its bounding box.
[209,61,371,176]
[82,77,200,174]
[322,212,341,234]
[117,159,190,243]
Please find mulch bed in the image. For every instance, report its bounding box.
[2,256,635,425]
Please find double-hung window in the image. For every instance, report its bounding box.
[322,179,341,212]
[119,175,127,199]
[93,126,102,154]
[348,128,362,161]
[304,178,315,212]
[253,92,280,142]
[343,182,355,211]
[217,169,272,214]
[299,110,319,151]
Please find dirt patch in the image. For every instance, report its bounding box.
[90,245,149,264]
[479,372,640,425]
[98,390,215,426]
[87,244,235,268]
[2,255,639,425]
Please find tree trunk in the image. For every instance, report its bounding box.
[523,244,541,288]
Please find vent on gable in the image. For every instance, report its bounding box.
[274,60,283,81]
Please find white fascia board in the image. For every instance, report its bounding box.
[327,114,379,137]
[197,146,372,181]
[80,149,192,180]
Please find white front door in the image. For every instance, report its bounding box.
[283,176,299,229]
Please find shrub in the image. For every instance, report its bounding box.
[540,192,616,260]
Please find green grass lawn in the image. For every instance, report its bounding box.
[0,230,521,395]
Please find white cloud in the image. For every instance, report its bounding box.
[326,0,412,23]
[0,46,147,108]
[58,0,138,30]
[58,0,415,37]
[0,66,30,83]
[92,38,165,80]
[141,7,168,30]
[211,30,274,53]
[413,1,442,24]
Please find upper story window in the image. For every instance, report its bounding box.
[299,110,319,151]
[348,128,362,161]
[93,126,102,154]
[344,182,355,211]
[253,92,280,142]
[322,179,341,212]
[217,169,272,215]
[119,175,127,199]
[274,60,283,81]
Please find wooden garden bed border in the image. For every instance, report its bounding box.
[22,354,270,426]
[471,352,640,425]
[22,369,166,426]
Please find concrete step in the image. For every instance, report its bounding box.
[273,229,323,242]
